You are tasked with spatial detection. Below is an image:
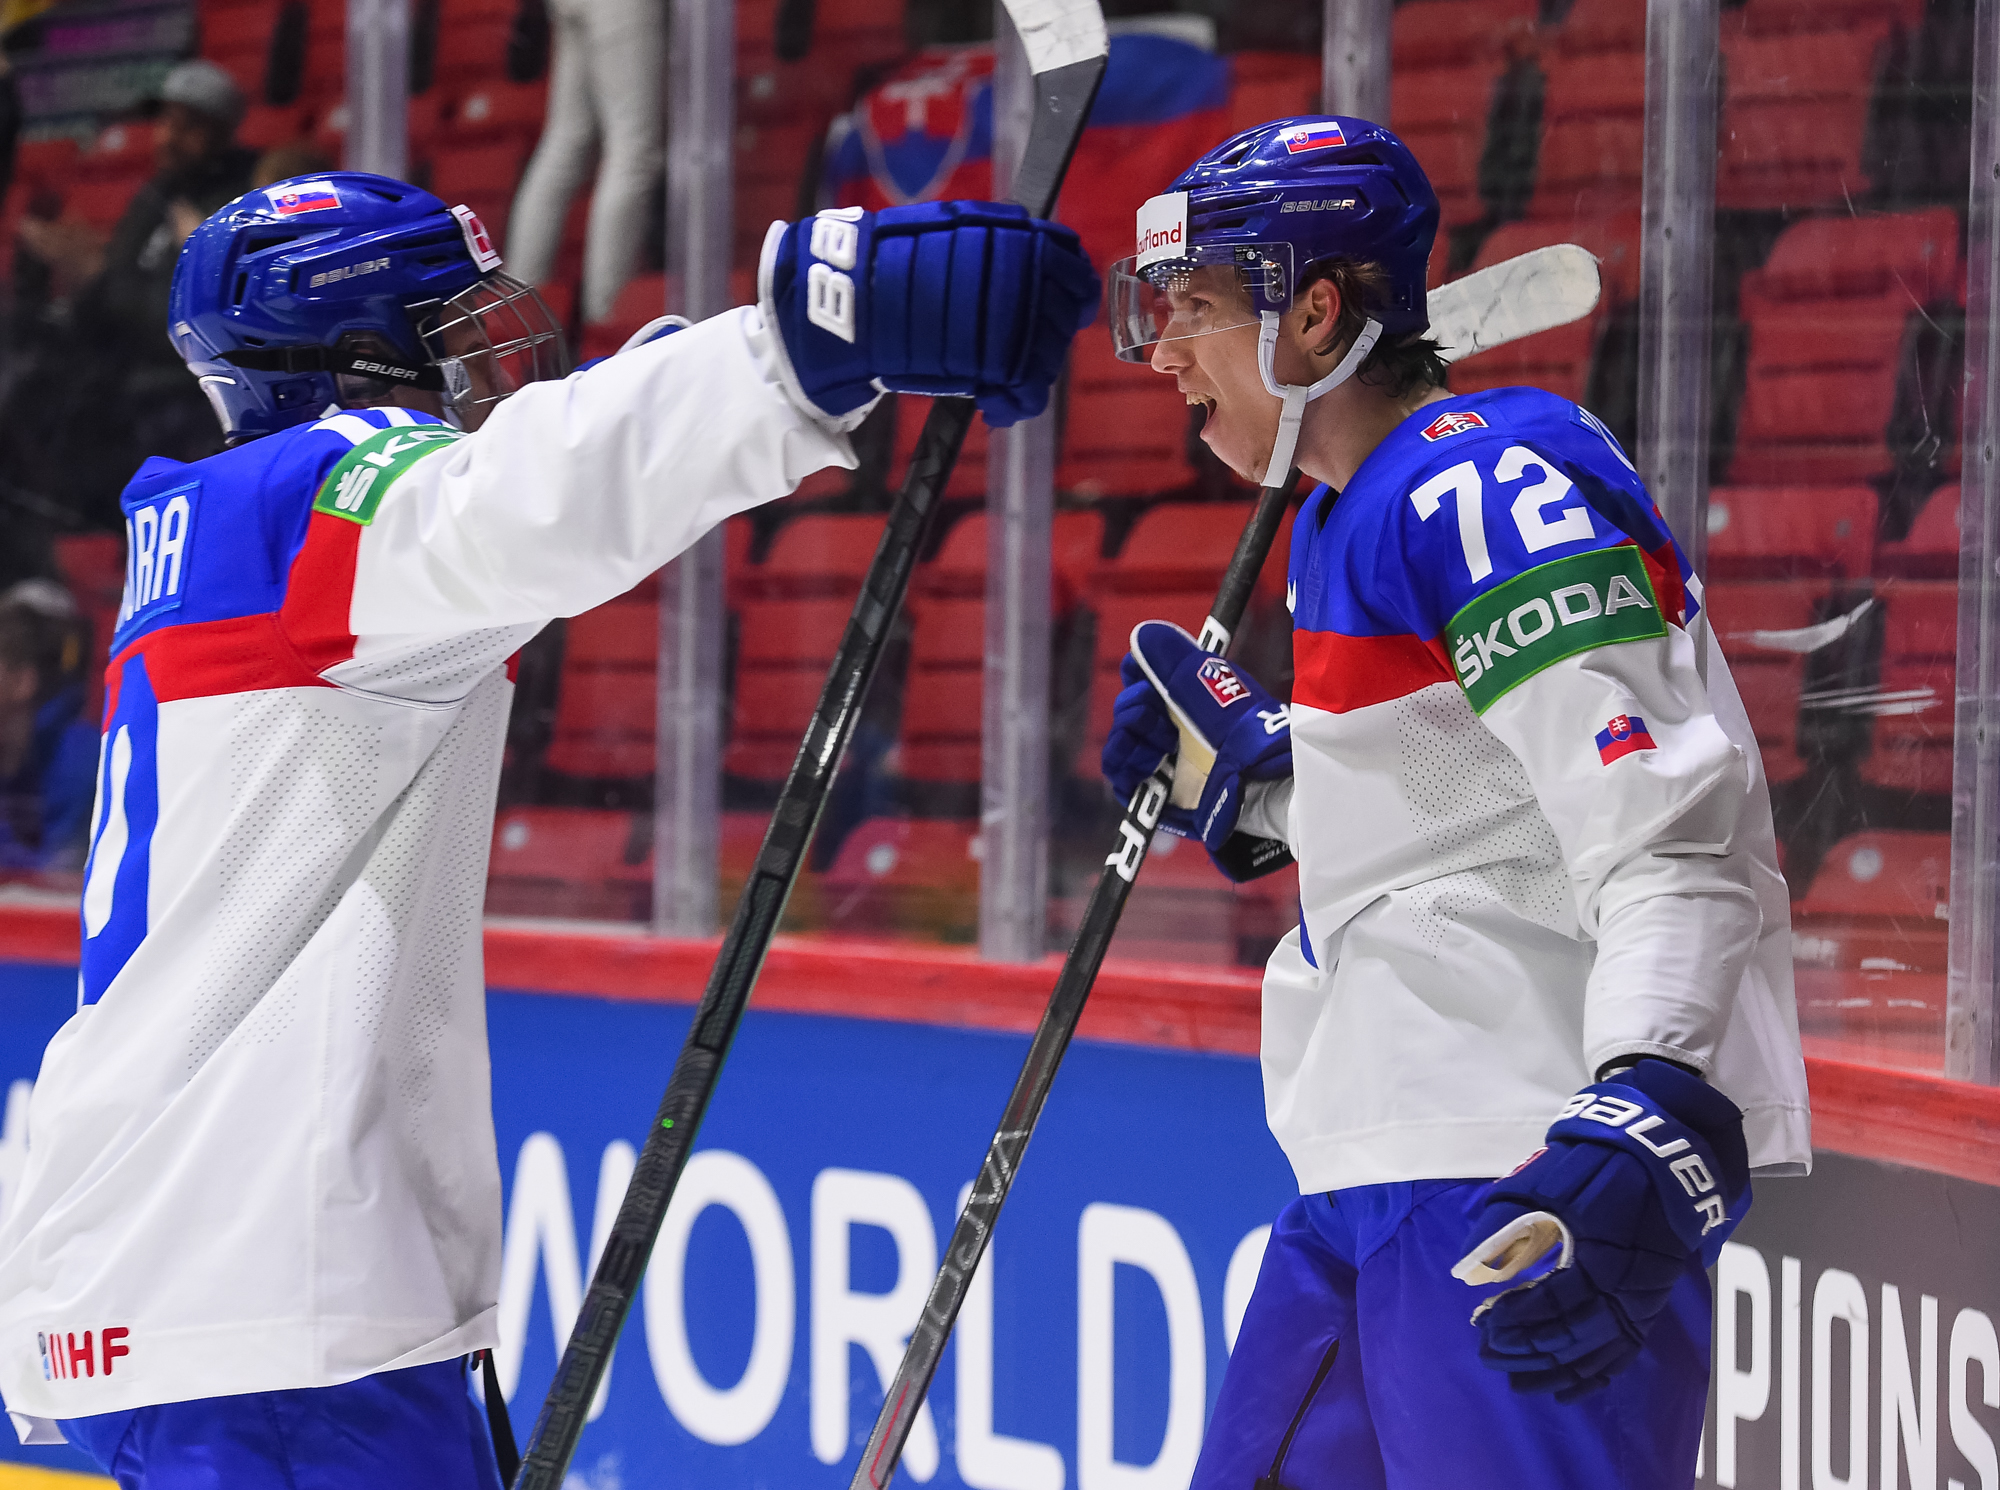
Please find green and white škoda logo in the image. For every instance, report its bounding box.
[1449,546,1666,714]
[313,426,464,526]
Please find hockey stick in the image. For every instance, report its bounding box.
[844,243,1604,1490]
[506,7,1108,1488]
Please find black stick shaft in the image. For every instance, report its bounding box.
[510,51,1106,1490]
[846,472,1296,1490]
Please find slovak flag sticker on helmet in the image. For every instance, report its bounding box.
[450,204,503,273]
[1595,714,1656,764]
[268,180,341,216]
[1281,121,1347,154]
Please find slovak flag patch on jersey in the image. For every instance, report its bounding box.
[1281,121,1347,154]
[1420,409,1488,442]
[269,181,341,216]
[1595,714,1656,763]
[1198,656,1251,707]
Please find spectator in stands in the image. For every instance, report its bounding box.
[0,580,95,876]
[505,0,663,323]
[4,59,254,531]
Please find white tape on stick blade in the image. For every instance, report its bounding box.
[1000,0,1110,74]
[1427,244,1602,365]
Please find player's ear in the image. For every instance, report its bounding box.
[1300,277,1345,359]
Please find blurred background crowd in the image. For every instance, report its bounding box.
[0,0,1983,1071]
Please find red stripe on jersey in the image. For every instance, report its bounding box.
[106,614,333,704]
[279,510,363,674]
[1292,629,1454,714]
[1639,539,1689,627]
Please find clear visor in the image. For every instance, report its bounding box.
[1106,242,1294,362]
[416,272,571,429]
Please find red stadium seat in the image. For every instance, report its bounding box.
[890,395,991,501]
[76,123,156,182]
[1718,21,1893,211]
[1705,486,1875,579]
[1390,0,1539,71]
[1527,51,1645,221]
[1058,332,1194,500]
[1705,579,1834,783]
[728,514,886,781]
[1448,213,1639,401]
[544,589,658,781]
[238,104,311,150]
[486,807,651,921]
[54,534,126,725]
[1793,830,1948,921]
[1862,579,1955,793]
[818,816,981,939]
[578,272,666,361]
[1391,63,1504,230]
[1736,0,1922,37]
[1549,0,1646,56]
[448,80,549,145]
[1730,209,1960,487]
[1224,53,1319,141]
[1876,485,1958,579]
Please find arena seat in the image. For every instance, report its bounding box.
[1527,50,1646,221]
[543,585,658,781]
[446,80,549,147]
[1058,331,1194,500]
[819,816,981,940]
[1388,0,1538,229]
[1876,484,1958,579]
[890,395,992,502]
[1705,486,1875,579]
[427,138,532,242]
[578,273,666,361]
[1223,53,1319,141]
[1389,0,1538,71]
[1447,213,1639,402]
[1729,208,1961,487]
[1718,20,1894,211]
[728,514,887,782]
[1736,0,1923,36]
[486,807,651,921]
[1548,0,1645,55]
[1704,579,1834,784]
[1793,829,1948,921]
[898,511,1101,786]
[1862,579,1955,794]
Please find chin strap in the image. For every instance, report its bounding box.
[1255,311,1382,485]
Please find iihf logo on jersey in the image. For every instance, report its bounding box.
[1595,714,1656,764]
[1197,657,1250,707]
[1419,410,1488,442]
[37,1326,129,1380]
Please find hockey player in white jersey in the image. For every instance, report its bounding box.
[0,172,1097,1486]
[1100,118,1808,1487]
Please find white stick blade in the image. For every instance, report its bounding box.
[1426,244,1604,365]
[999,0,1110,74]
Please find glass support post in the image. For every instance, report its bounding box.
[345,0,409,178]
[979,2,1054,962]
[652,0,732,936]
[1635,0,1718,576]
[1946,0,2000,1081]
[1321,0,1390,122]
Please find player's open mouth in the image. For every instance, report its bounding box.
[1185,391,1216,427]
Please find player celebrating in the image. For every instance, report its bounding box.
[1101,118,1808,1486]
[0,173,1097,1485]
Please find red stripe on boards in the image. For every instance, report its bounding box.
[1292,629,1454,714]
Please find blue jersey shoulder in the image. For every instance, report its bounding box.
[1292,387,1689,643]
[109,409,439,653]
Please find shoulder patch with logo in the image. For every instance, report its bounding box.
[1420,409,1488,442]
[1447,545,1667,713]
[313,425,463,525]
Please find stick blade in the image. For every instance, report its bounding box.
[998,0,1109,75]
[1427,244,1604,365]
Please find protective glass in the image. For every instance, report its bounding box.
[416,272,571,429]
[1105,242,1293,362]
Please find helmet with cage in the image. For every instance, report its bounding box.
[1107,115,1440,364]
[168,171,570,441]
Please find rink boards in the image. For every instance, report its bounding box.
[0,921,1997,1488]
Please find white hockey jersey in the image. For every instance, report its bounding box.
[0,307,858,1428]
[1256,388,1810,1196]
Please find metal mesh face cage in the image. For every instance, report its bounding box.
[414,272,571,427]
[1106,242,1294,362]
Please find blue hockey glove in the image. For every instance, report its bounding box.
[1453,1060,1751,1401]
[1100,620,1293,879]
[759,201,1100,427]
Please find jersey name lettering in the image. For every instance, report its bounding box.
[116,482,198,634]
[313,425,463,526]
[1448,546,1666,713]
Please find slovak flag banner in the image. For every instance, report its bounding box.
[1595,714,1657,764]
[270,181,341,216]
[1282,121,1347,154]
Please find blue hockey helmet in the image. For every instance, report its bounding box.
[169,172,569,441]
[1107,115,1440,361]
